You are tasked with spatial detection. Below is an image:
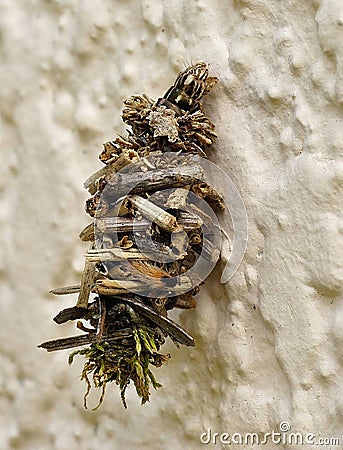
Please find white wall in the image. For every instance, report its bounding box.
[1,1,342,449]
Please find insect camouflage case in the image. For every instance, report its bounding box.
[39,62,224,409]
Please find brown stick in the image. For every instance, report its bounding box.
[191,182,225,209]
[86,248,161,262]
[96,297,106,341]
[92,278,163,295]
[92,275,193,296]
[88,212,202,236]
[104,165,204,197]
[76,248,97,308]
[129,195,181,232]
[53,306,87,324]
[38,328,133,352]
[50,285,81,295]
[84,150,139,194]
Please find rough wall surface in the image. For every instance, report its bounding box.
[1,0,342,449]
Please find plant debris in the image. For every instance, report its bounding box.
[39,62,223,409]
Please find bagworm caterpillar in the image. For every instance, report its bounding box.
[39,62,223,409]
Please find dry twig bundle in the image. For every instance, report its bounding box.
[39,62,223,409]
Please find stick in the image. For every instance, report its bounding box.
[191,182,225,209]
[53,306,87,324]
[96,297,106,341]
[92,275,193,296]
[50,285,81,295]
[129,195,181,233]
[87,212,202,236]
[104,165,204,197]
[92,278,164,295]
[76,249,97,308]
[38,328,133,352]
[84,150,139,194]
[85,247,171,262]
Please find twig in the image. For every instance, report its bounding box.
[84,211,202,236]
[104,165,204,197]
[50,285,81,295]
[96,297,106,341]
[84,150,139,194]
[76,247,98,308]
[38,328,133,352]
[129,194,181,233]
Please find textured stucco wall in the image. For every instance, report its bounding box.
[1,1,342,449]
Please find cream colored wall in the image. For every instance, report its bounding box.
[1,1,342,449]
